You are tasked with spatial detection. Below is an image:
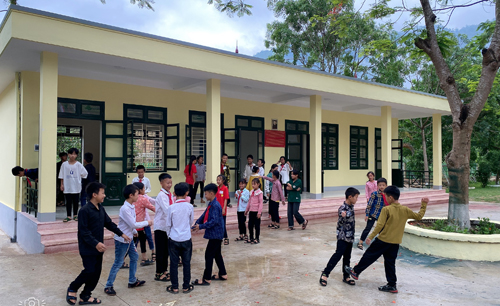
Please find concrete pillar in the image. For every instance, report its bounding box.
[310,95,322,198]
[38,52,58,222]
[381,106,392,185]
[206,79,221,184]
[433,114,443,189]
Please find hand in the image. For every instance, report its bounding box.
[257,213,261,219]
[341,211,346,218]
[96,242,106,252]
[60,185,64,192]
[192,224,200,232]
[281,201,286,206]
[122,234,131,242]
[244,211,248,216]
[148,220,154,226]
[366,238,372,245]
[365,216,368,222]
[133,233,138,238]
[421,197,429,204]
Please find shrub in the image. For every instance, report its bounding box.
[477,160,492,188]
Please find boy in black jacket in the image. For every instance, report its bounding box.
[66,182,130,305]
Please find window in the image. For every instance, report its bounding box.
[124,104,172,172]
[350,126,368,169]
[187,111,208,162]
[322,123,339,170]
[57,98,104,120]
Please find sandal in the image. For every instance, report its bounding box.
[183,284,194,294]
[245,239,254,244]
[79,295,101,305]
[302,220,309,230]
[140,259,154,266]
[343,278,356,286]
[120,263,129,269]
[268,224,274,228]
[73,216,78,221]
[211,274,228,281]
[155,272,170,282]
[287,227,295,231]
[191,279,210,286]
[151,252,156,262]
[166,285,179,294]
[235,236,245,241]
[66,288,77,305]
[319,274,328,287]
[252,239,260,244]
[273,225,280,229]
[63,217,72,222]
[103,287,116,296]
[224,238,229,245]
[357,242,363,250]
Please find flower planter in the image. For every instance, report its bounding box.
[402,217,500,261]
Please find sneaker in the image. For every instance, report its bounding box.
[104,287,116,296]
[344,266,359,280]
[378,284,398,293]
[128,279,146,288]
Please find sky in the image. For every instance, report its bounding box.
[0,0,495,56]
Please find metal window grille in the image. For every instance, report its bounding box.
[191,126,206,160]
[132,123,164,171]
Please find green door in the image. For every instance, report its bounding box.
[375,128,382,179]
[285,120,310,192]
[102,120,127,206]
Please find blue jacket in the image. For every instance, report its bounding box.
[365,191,385,219]
[195,199,225,240]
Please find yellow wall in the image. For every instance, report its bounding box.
[20,71,40,170]
[0,81,18,208]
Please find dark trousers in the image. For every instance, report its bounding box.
[269,200,280,223]
[188,184,195,204]
[154,230,169,274]
[323,240,352,279]
[223,216,228,239]
[137,230,147,254]
[353,238,399,286]
[248,211,261,241]
[168,239,193,290]
[237,211,247,236]
[194,181,205,200]
[65,193,80,217]
[287,202,304,227]
[80,191,87,206]
[69,253,103,299]
[360,217,377,241]
[203,239,226,281]
[57,180,65,203]
[283,184,288,197]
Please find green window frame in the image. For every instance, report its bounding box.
[322,123,339,170]
[350,125,369,170]
[57,98,104,120]
[124,104,173,172]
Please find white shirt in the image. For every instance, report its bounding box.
[154,188,173,232]
[258,167,265,177]
[58,161,88,194]
[166,199,194,242]
[114,200,149,243]
[279,163,293,184]
[243,163,256,180]
[132,176,151,194]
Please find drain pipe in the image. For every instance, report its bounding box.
[11,72,22,243]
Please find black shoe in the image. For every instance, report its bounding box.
[104,287,116,296]
[128,279,146,288]
[192,204,198,207]
[378,284,398,293]
[344,266,359,280]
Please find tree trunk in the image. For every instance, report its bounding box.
[446,127,471,229]
[421,126,429,184]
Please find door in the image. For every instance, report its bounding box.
[235,116,265,182]
[285,120,310,192]
[102,120,127,206]
[392,139,404,187]
[223,128,237,190]
[375,128,382,179]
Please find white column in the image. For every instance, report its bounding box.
[381,106,392,185]
[310,95,322,198]
[206,79,221,184]
[433,114,443,189]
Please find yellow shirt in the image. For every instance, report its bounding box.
[246,175,262,192]
[368,201,427,244]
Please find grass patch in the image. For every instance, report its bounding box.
[444,181,500,203]
[409,218,500,235]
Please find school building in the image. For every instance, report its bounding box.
[0,6,449,251]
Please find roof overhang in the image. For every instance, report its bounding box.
[0,5,451,119]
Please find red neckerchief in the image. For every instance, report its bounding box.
[203,202,211,223]
[162,189,173,205]
[237,189,243,206]
[139,178,143,183]
[382,193,389,206]
[280,163,285,172]
[25,170,32,187]
[221,163,224,174]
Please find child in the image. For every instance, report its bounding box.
[286,169,308,231]
[246,166,262,191]
[154,173,173,282]
[132,165,155,259]
[264,164,278,217]
[59,148,88,222]
[57,152,67,206]
[184,155,198,207]
[365,171,377,203]
[319,187,360,287]
[81,152,96,207]
[12,166,38,186]
[132,182,156,266]
[104,184,152,296]
[66,182,130,306]
[220,153,231,187]
[192,183,227,286]
[245,178,263,244]
[216,175,230,245]
[194,155,206,204]
[261,170,285,229]
[243,154,256,181]
[235,179,250,242]
[277,156,293,198]
[132,165,152,194]
[358,177,388,250]
[345,186,429,293]
[257,159,265,176]
[166,183,195,294]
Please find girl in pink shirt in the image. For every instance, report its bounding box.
[133,182,156,266]
[245,178,263,244]
[365,171,377,203]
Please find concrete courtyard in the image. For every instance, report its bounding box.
[1,202,500,306]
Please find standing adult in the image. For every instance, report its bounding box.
[194,155,206,204]
[184,155,197,207]
[277,156,293,198]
